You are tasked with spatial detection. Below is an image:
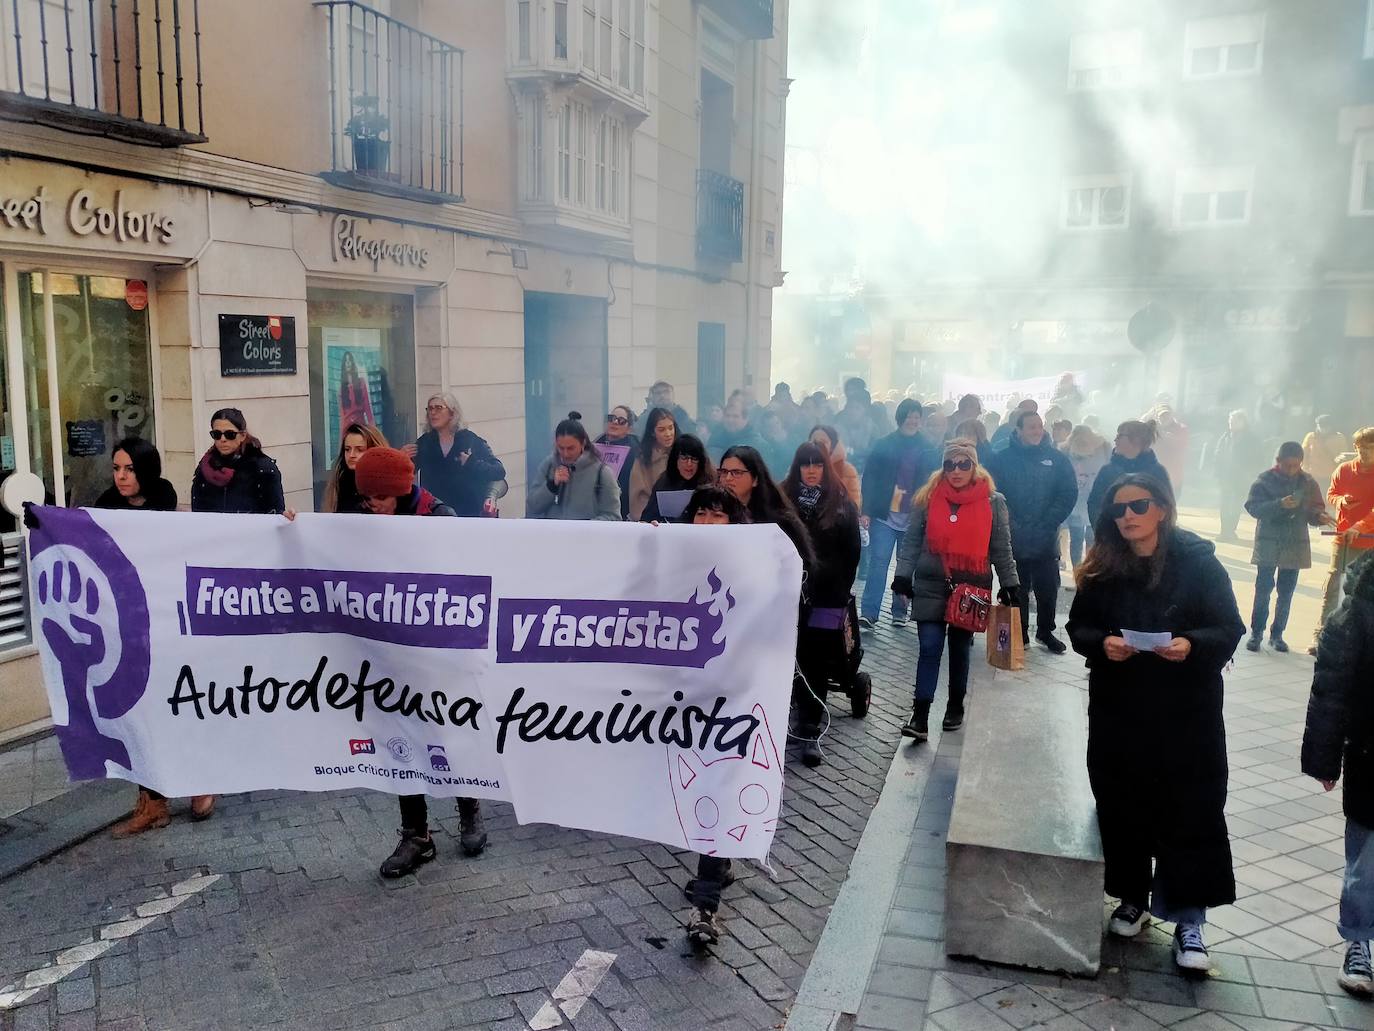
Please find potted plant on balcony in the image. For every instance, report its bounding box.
[344,95,390,176]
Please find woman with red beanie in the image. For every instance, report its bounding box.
[352,448,490,876]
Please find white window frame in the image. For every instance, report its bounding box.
[1173,165,1255,228]
[1061,174,1132,231]
[0,0,98,105]
[1365,0,1374,59]
[1183,12,1266,80]
[1066,28,1142,92]
[1352,131,1374,217]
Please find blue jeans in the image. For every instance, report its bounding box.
[1251,566,1299,639]
[1066,516,1090,568]
[1341,818,1374,942]
[913,621,973,705]
[861,518,909,622]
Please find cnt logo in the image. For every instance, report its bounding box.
[428,745,450,772]
[349,738,375,755]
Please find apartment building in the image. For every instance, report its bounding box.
[0,0,790,737]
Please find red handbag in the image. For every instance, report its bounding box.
[945,580,992,633]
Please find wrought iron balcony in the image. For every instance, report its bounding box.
[0,0,206,146]
[700,0,774,39]
[696,168,744,264]
[315,1,464,204]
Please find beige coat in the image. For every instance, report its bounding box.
[629,447,670,520]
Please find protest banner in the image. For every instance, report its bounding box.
[593,442,633,479]
[26,507,800,859]
[940,372,1086,408]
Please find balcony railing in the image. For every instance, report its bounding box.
[0,0,206,146]
[696,168,744,264]
[316,1,463,204]
[700,0,774,40]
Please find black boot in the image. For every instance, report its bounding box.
[942,688,966,732]
[901,701,931,742]
[456,798,488,856]
[379,828,436,878]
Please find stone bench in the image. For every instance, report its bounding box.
[944,677,1106,975]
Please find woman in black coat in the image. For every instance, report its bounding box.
[781,442,862,767]
[190,408,285,515]
[406,392,506,517]
[594,405,639,519]
[1086,420,1173,526]
[1067,473,1244,975]
[95,437,178,512]
[640,434,714,523]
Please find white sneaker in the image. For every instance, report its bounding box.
[1108,902,1148,938]
[1339,940,1373,997]
[1173,922,1210,972]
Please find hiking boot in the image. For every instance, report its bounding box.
[901,701,931,742]
[456,798,488,857]
[379,829,436,878]
[189,795,216,821]
[1036,631,1067,655]
[1339,940,1373,997]
[942,703,965,732]
[111,790,170,839]
[1172,922,1210,973]
[1270,636,1290,653]
[687,907,721,947]
[1245,634,1262,652]
[799,734,824,768]
[1108,902,1148,938]
[682,868,738,901]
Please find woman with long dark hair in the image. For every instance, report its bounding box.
[1067,473,1244,974]
[717,445,814,567]
[595,405,638,519]
[405,392,506,517]
[527,413,623,520]
[781,442,862,766]
[324,423,389,513]
[639,434,714,523]
[628,407,678,520]
[190,408,285,515]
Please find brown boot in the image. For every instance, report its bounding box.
[111,790,170,838]
[189,795,216,821]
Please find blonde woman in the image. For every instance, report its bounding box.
[405,392,505,517]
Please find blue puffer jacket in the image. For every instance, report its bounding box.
[987,434,1078,559]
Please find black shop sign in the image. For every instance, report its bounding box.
[218,314,297,377]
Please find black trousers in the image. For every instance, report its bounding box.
[793,626,830,731]
[399,795,480,834]
[1016,553,1061,640]
[692,856,732,913]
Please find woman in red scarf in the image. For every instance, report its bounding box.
[891,439,1019,741]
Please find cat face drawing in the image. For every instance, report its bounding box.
[667,702,783,856]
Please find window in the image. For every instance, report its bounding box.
[1184,13,1265,79]
[1062,175,1131,229]
[611,121,623,216]
[1067,29,1142,91]
[1174,166,1254,227]
[619,0,632,90]
[575,102,590,205]
[599,0,614,82]
[535,100,628,221]
[555,0,569,60]
[558,103,572,201]
[596,114,608,209]
[523,94,545,201]
[582,0,596,71]
[517,0,531,61]
[1352,132,1374,216]
[1366,0,1374,59]
[634,0,645,94]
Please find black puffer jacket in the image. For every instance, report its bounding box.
[986,434,1078,559]
[190,447,285,514]
[1087,449,1172,526]
[1302,551,1374,826]
[796,497,862,609]
[93,478,178,511]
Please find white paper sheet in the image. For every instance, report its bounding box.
[1122,629,1173,651]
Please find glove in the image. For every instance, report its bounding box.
[21,502,40,531]
[890,575,915,599]
[997,585,1020,608]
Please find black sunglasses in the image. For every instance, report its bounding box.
[606,414,629,425]
[942,458,974,472]
[1107,498,1155,519]
[209,430,241,442]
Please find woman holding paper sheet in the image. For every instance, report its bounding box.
[1067,473,1245,975]
[639,434,714,523]
[595,405,639,519]
[628,407,678,520]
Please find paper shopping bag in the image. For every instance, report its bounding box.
[986,605,1025,671]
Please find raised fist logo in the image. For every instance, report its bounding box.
[29,509,151,779]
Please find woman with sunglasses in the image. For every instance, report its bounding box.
[891,440,1019,741]
[782,442,863,766]
[628,407,678,520]
[405,392,506,517]
[1067,474,1244,974]
[190,408,285,516]
[595,405,639,519]
[639,434,714,523]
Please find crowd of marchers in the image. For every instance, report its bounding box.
[58,375,1374,987]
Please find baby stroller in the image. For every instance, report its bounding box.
[798,595,872,718]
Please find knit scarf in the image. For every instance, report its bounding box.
[795,485,823,514]
[925,477,993,575]
[198,448,236,488]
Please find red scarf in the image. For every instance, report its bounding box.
[925,477,993,575]
[198,448,236,488]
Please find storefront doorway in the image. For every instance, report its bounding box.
[523,293,608,485]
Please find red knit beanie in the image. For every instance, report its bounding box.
[354,447,414,498]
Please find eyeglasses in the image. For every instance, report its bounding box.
[718,468,750,480]
[942,459,974,473]
[679,455,700,464]
[426,404,450,413]
[1107,498,1156,519]
[606,414,629,426]
[209,430,240,442]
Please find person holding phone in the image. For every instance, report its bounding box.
[1243,441,1335,653]
[1067,474,1245,974]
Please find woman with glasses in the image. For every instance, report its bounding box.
[628,407,678,520]
[781,442,863,766]
[190,408,285,516]
[1067,474,1244,974]
[595,405,638,519]
[891,440,1019,741]
[639,435,714,523]
[404,392,506,517]
[716,446,814,568]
